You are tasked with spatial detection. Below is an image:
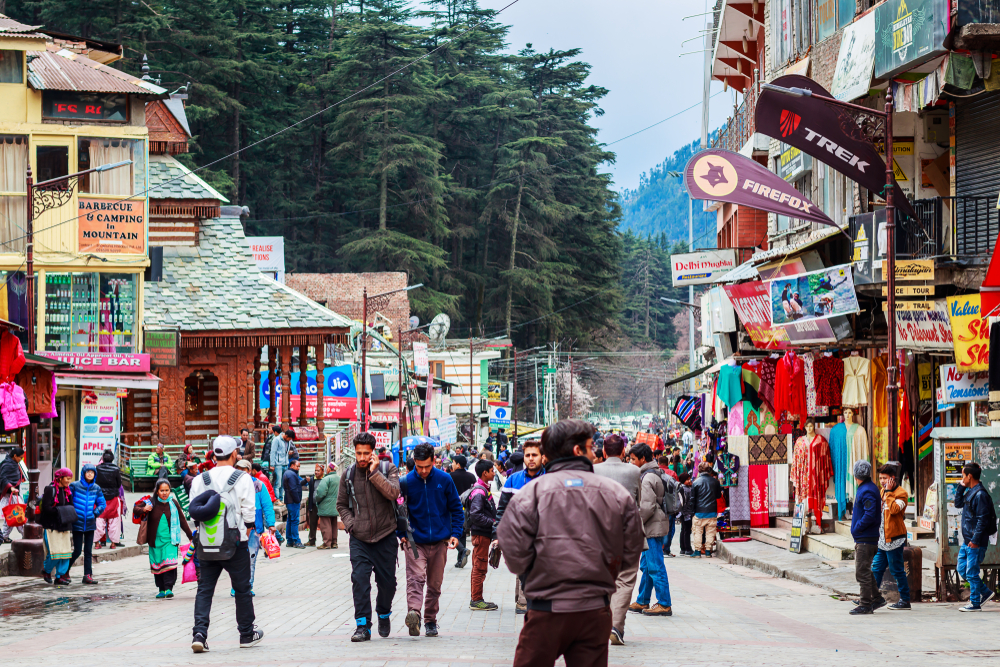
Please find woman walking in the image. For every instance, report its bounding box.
[69,463,106,584]
[40,468,75,585]
[140,479,193,598]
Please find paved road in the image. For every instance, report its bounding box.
[0,538,998,666]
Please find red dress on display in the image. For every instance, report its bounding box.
[791,434,834,518]
[774,352,807,427]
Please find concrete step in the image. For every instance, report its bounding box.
[750,527,789,550]
[834,520,853,538]
[750,524,855,561]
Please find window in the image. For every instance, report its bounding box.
[78,138,145,196]
[36,145,68,183]
[816,0,837,41]
[42,92,127,122]
[43,272,138,353]
[0,51,22,84]
[430,361,445,379]
[838,0,856,29]
[0,136,27,252]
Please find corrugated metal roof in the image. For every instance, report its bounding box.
[28,45,166,95]
[0,15,46,39]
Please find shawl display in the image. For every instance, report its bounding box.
[749,465,769,527]
[828,423,851,520]
[767,464,790,515]
[748,434,790,465]
[727,435,749,463]
[730,465,751,522]
[791,434,834,518]
[673,395,702,431]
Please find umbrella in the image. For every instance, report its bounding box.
[392,435,439,451]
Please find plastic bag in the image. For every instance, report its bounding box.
[2,501,26,527]
[261,532,281,559]
[182,558,198,584]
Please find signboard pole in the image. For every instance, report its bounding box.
[885,92,899,457]
[688,196,695,394]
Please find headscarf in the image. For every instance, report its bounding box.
[154,481,181,545]
[50,470,73,505]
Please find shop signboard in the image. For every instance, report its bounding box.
[78,198,145,255]
[371,429,393,449]
[724,281,839,349]
[946,294,989,371]
[895,299,952,351]
[38,350,150,372]
[777,143,810,182]
[849,211,879,284]
[437,414,457,445]
[144,329,180,367]
[918,361,933,400]
[769,264,860,325]
[412,341,429,377]
[936,387,955,412]
[816,0,837,42]
[489,405,510,429]
[259,365,359,420]
[79,388,120,468]
[939,364,989,404]
[873,0,949,79]
[670,249,738,286]
[830,11,876,101]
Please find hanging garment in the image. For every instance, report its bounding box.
[748,434,790,465]
[872,356,889,467]
[790,434,834,519]
[803,353,828,417]
[727,402,745,436]
[743,400,762,435]
[0,331,24,384]
[759,402,779,435]
[6,273,27,332]
[0,283,8,322]
[673,395,702,432]
[717,451,740,488]
[898,382,913,453]
[716,364,744,409]
[16,367,54,415]
[842,355,871,407]
[903,353,920,420]
[845,422,869,500]
[757,357,777,408]
[813,355,844,408]
[40,373,58,419]
[749,465,769,527]
[774,352,807,427]
[730,465,751,522]
[0,383,29,430]
[828,422,850,520]
[991,323,1000,422]
[768,464,790,515]
[727,435,750,463]
[741,365,763,410]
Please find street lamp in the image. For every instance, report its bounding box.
[761,83,900,455]
[667,170,697,394]
[361,283,422,431]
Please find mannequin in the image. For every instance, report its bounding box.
[843,407,869,498]
[828,417,850,520]
[791,419,834,534]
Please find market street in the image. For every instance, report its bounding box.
[1,542,998,666]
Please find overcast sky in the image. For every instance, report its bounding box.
[481,0,736,192]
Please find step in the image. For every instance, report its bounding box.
[750,525,855,561]
[834,520,853,539]
[775,514,836,533]
[749,527,789,550]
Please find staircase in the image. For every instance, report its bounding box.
[750,515,856,562]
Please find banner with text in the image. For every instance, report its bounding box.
[946,294,989,371]
[79,388,120,468]
[939,364,989,404]
[670,249,739,286]
[723,281,839,349]
[259,366,359,421]
[895,300,953,351]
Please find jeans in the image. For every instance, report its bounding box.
[680,518,692,553]
[249,531,260,589]
[70,529,95,576]
[872,545,910,603]
[664,515,676,554]
[193,541,255,638]
[349,533,398,627]
[273,465,287,501]
[854,543,879,606]
[636,536,672,607]
[286,502,301,545]
[958,543,990,607]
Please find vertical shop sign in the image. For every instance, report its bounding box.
[79,388,120,468]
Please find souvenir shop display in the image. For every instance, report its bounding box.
[716,361,743,409]
[813,352,844,408]
[790,420,833,533]
[842,353,870,407]
[774,351,807,427]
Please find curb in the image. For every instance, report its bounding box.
[716,541,856,597]
[0,543,147,577]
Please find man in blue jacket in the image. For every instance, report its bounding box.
[400,442,464,638]
[955,462,998,612]
[493,440,544,612]
[69,462,107,585]
[282,459,306,548]
[849,460,881,615]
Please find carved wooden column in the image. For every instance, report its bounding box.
[298,345,308,427]
[280,346,292,428]
[253,348,262,430]
[150,371,160,441]
[267,346,277,425]
[315,343,325,438]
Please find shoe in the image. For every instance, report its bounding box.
[42,572,52,584]
[165,590,174,599]
[94,542,103,550]
[377,615,391,637]
[240,628,264,648]
[114,542,126,548]
[849,605,873,615]
[627,602,649,613]
[405,609,421,636]
[1,537,11,544]
[332,544,338,549]
[306,541,316,547]
[231,589,235,597]
[642,604,673,616]
[424,622,439,637]
[665,551,676,557]
[610,627,625,646]
[317,545,329,550]
[689,552,701,558]
[156,591,166,599]
[871,596,887,611]
[55,576,70,587]
[191,633,209,653]
[291,543,306,549]
[351,626,371,642]
[704,552,713,558]
[983,589,996,604]
[515,602,527,614]
[888,601,911,611]
[469,600,498,611]
[959,604,983,612]
[460,551,469,568]
[109,543,116,550]
[82,575,98,585]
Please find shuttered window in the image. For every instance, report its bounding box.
[955,92,1000,258]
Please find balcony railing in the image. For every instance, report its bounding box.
[712,87,758,153]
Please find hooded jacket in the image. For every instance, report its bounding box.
[954,482,997,547]
[637,461,671,538]
[70,464,107,532]
[880,485,908,542]
[335,460,400,543]
[498,457,644,613]
[399,467,464,544]
[94,461,123,501]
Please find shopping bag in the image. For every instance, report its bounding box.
[182,558,198,584]
[2,501,26,527]
[261,532,281,559]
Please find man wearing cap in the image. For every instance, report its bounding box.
[849,460,882,615]
[188,435,262,652]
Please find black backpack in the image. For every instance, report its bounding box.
[640,468,683,516]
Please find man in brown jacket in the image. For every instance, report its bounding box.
[498,419,644,667]
[872,463,911,611]
[336,432,402,642]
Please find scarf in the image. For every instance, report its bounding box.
[749,465,769,528]
[156,495,182,546]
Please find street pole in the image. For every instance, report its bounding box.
[569,353,574,418]
[361,287,368,432]
[885,91,898,453]
[398,327,403,438]
[469,338,475,449]
[688,195,695,394]
[513,349,518,449]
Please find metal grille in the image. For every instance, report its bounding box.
[900,198,944,259]
[712,89,757,153]
[956,91,1000,258]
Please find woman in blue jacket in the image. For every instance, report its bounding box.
[69,463,107,584]
[236,459,275,596]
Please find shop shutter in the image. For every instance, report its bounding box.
[955,92,1000,257]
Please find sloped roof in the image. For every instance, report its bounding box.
[162,98,191,135]
[285,272,411,325]
[0,14,46,40]
[144,213,352,333]
[149,155,228,202]
[28,45,166,95]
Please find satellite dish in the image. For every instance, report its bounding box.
[428,313,451,346]
[408,315,420,330]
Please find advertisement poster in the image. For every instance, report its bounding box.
[260,366,359,420]
[830,11,876,101]
[895,300,953,350]
[245,236,285,282]
[670,249,738,286]
[370,429,393,450]
[939,364,989,404]
[79,388,120,468]
[412,342,429,377]
[946,294,989,371]
[78,198,146,254]
[724,281,839,348]
[769,264,860,325]
[873,0,949,79]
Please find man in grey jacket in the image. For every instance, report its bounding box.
[498,419,644,667]
[628,443,673,617]
[593,434,641,646]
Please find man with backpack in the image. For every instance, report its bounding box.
[468,459,499,611]
[399,443,464,637]
[336,432,402,642]
[188,435,262,652]
[449,455,476,568]
[492,440,545,613]
[954,462,998,612]
[627,443,673,617]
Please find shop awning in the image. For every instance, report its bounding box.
[55,372,161,390]
[715,257,759,283]
[663,364,715,389]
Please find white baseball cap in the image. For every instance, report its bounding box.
[212,435,239,457]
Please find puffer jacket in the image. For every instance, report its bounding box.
[252,477,276,534]
[335,460,400,543]
[94,462,122,501]
[689,473,722,514]
[498,457,644,613]
[69,463,107,532]
[637,461,670,538]
[880,485,908,542]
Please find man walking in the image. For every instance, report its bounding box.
[469,459,499,611]
[282,459,306,548]
[269,429,295,502]
[593,434,640,645]
[336,432,401,642]
[627,443,673,618]
[499,419,644,667]
[493,440,545,613]
[872,463,911,611]
[688,462,722,557]
[449,455,476,568]
[236,458,275,596]
[314,463,340,549]
[0,446,26,543]
[189,436,262,652]
[400,443,464,637]
[848,460,881,615]
[306,463,324,546]
[260,425,282,483]
[955,462,998,611]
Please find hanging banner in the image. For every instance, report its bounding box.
[412,342,429,377]
[723,281,839,349]
[979,229,1000,318]
[769,264,860,325]
[939,364,989,404]
[670,249,738,286]
[873,0,949,79]
[895,300,953,350]
[830,10,877,101]
[755,74,917,220]
[259,366,359,420]
[684,149,838,228]
[850,212,876,284]
[946,294,989,371]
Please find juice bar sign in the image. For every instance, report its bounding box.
[78,198,146,254]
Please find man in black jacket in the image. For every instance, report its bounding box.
[955,462,998,611]
[688,463,722,557]
[468,459,498,611]
[306,463,324,546]
[0,447,26,543]
[94,449,124,549]
[261,424,281,483]
[450,455,476,568]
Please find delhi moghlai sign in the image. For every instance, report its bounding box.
[78,198,146,254]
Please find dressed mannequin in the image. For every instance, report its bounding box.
[791,419,834,534]
[843,408,869,498]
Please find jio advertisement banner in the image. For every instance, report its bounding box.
[260,365,359,421]
[79,388,121,468]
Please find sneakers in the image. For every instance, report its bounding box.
[240,628,264,648]
[377,615,391,637]
[849,605,873,615]
[642,604,673,616]
[424,622,439,637]
[317,545,330,550]
[191,633,209,653]
[291,543,306,549]
[665,551,676,557]
[306,541,316,547]
[983,589,997,604]
[351,626,371,642]
[871,596,887,611]
[959,604,983,612]
[888,601,911,611]
[55,576,70,587]
[610,627,625,646]
[156,591,166,599]
[165,590,174,599]
[405,609,421,637]
[688,552,701,558]
[627,602,649,613]
[469,600,498,611]
[515,602,527,615]
[42,572,52,584]
[82,575,98,585]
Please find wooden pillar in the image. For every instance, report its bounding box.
[150,371,160,440]
[267,346,277,425]
[298,345,308,427]
[253,348,262,430]
[280,346,292,428]
[315,343,325,438]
